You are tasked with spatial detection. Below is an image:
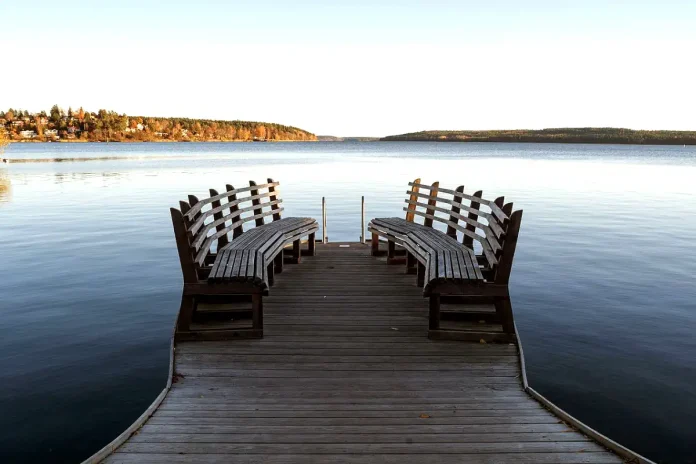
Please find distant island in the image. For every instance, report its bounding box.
[381,128,696,145]
[0,106,316,142]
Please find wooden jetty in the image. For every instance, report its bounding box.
[84,180,655,464]
[86,243,653,463]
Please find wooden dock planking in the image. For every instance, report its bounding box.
[100,243,626,464]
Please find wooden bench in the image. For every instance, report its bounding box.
[170,179,318,339]
[368,178,523,340]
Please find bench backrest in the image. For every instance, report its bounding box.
[403,178,522,284]
[170,179,283,282]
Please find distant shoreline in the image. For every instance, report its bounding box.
[1,106,317,143]
[4,138,695,147]
[5,139,315,144]
[380,128,696,145]
[381,139,694,146]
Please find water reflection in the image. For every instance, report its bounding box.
[6,156,145,163]
[0,170,11,203]
[52,171,126,184]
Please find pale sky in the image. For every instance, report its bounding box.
[1,1,694,136]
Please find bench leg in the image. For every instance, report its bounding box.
[274,251,284,273]
[417,263,425,287]
[252,293,264,333]
[293,239,301,264]
[267,262,275,286]
[429,294,441,330]
[406,252,417,274]
[371,232,379,256]
[308,232,316,256]
[387,240,396,263]
[494,296,515,334]
[176,294,195,332]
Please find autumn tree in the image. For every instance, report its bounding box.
[254,125,267,140]
[34,116,44,137]
[0,122,9,151]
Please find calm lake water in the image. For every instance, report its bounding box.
[0,142,694,463]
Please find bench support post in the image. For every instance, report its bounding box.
[371,232,379,256]
[494,296,515,334]
[423,181,440,228]
[250,180,265,227]
[308,232,316,256]
[463,190,482,249]
[171,208,199,284]
[176,294,196,333]
[210,189,229,249]
[267,262,275,287]
[406,252,417,274]
[226,184,244,239]
[417,263,425,287]
[429,294,441,330]
[252,294,263,332]
[405,178,421,222]
[292,239,301,264]
[274,252,284,273]
[267,178,282,221]
[446,185,465,239]
[387,240,396,263]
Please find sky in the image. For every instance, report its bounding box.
[1,0,695,136]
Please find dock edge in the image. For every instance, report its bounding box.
[80,316,178,464]
[515,322,656,464]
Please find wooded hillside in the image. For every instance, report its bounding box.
[382,128,696,145]
[1,106,316,142]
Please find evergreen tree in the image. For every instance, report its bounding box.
[50,105,62,123]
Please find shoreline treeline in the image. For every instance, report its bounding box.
[0,106,317,142]
[382,128,696,145]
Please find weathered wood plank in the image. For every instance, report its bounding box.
[116,441,609,454]
[175,361,518,371]
[106,453,623,464]
[129,432,588,444]
[154,404,546,414]
[174,368,520,378]
[145,415,561,426]
[163,393,532,402]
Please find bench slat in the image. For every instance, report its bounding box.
[194,208,287,264]
[449,250,459,279]
[453,250,468,280]
[403,200,502,251]
[209,249,228,281]
[191,197,283,238]
[409,182,509,223]
[405,193,505,238]
[211,249,233,282]
[400,209,498,266]
[208,218,318,285]
[369,217,486,292]
[185,182,280,220]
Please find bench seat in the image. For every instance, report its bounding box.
[368,179,523,339]
[369,217,484,295]
[209,217,318,287]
